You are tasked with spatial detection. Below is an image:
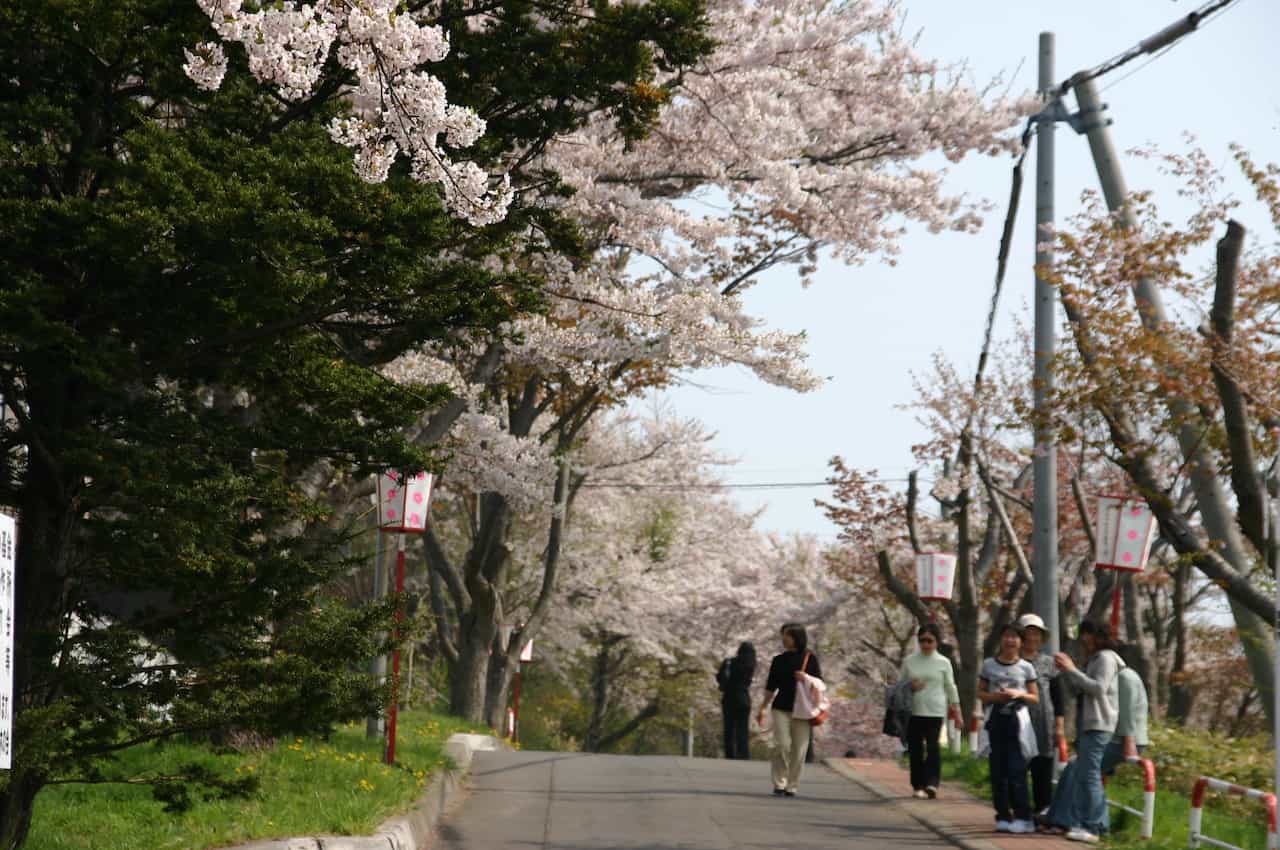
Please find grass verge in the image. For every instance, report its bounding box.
[26,710,487,850]
[940,748,1271,850]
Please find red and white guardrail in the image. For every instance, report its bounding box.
[1103,755,1156,840]
[1189,776,1278,850]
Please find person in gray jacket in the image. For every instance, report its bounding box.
[1046,620,1124,844]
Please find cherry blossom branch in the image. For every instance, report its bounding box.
[187,0,510,225]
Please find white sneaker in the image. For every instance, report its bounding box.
[1066,829,1100,844]
[995,821,1013,833]
[1010,820,1036,834]
[912,789,928,799]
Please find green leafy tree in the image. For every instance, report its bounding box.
[0,0,710,846]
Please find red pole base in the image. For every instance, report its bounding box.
[1110,583,1122,635]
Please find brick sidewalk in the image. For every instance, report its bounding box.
[826,757,1079,850]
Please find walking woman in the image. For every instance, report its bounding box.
[978,623,1040,834]
[898,623,960,799]
[1046,620,1124,844]
[718,642,756,760]
[756,624,821,797]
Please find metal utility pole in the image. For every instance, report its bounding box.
[1032,32,1060,654]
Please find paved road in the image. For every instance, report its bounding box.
[436,751,949,850]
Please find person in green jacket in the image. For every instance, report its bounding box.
[1102,664,1149,776]
[898,623,961,799]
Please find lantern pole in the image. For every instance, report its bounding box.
[385,530,407,765]
[1110,582,1122,636]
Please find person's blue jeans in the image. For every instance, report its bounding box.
[1056,731,1111,835]
[1047,759,1078,828]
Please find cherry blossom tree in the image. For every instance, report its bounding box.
[523,408,887,753]
[397,0,1031,724]
[1044,143,1280,724]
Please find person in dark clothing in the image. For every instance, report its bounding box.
[717,642,756,760]
[757,624,822,796]
[978,623,1040,834]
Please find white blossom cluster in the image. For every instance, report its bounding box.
[440,411,556,512]
[489,0,1033,408]
[546,0,1033,273]
[188,0,509,225]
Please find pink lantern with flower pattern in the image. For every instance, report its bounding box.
[915,552,956,602]
[1094,495,1155,573]
[376,471,434,534]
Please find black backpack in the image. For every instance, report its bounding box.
[716,657,732,692]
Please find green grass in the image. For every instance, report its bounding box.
[26,711,488,850]
[939,748,1272,850]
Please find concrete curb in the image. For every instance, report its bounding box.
[225,733,506,850]
[824,758,1005,850]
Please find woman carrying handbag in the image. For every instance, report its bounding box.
[757,624,823,797]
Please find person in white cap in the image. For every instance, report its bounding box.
[1017,613,1065,826]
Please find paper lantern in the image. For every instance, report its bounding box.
[376,471,435,534]
[1095,495,1155,573]
[915,552,956,602]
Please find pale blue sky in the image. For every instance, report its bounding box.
[650,0,1280,540]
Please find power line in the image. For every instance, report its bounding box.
[1098,0,1244,95]
[973,0,1245,407]
[578,477,930,491]
[1056,0,1242,95]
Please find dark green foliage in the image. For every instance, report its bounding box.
[0,0,712,846]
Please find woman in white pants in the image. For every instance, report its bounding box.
[757,624,822,797]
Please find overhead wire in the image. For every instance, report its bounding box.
[960,0,1243,457]
[577,476,930,491]
[583,1,1246,501]
[1055,0,1242,95]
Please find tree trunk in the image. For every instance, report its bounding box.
[1167,562,1193,725]
[1121,573,1155,698]
[954,606,982,731]
[1,432,80,848]
[483,639,513,731]
[0,767,40,850]
[445,491,512,724]
[583,637,617,752]
[449,624,492,723]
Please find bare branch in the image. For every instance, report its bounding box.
[978,459,1032,586]
[1207,220,1268,555]
[906,471,923,555]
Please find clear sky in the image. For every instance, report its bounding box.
[646,0,1280,541]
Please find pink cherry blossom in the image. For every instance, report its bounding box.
[188,0,508,225]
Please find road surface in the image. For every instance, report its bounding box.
[435,751,949,849]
